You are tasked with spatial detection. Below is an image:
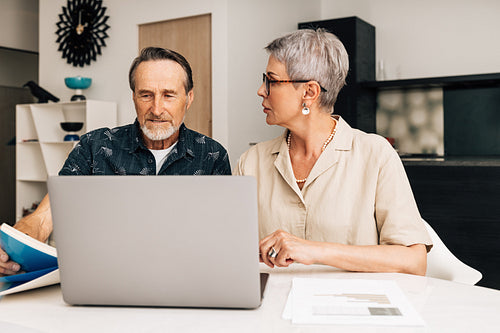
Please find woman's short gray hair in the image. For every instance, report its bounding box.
[265,28,349,113]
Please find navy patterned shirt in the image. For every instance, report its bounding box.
[59,120,231,176]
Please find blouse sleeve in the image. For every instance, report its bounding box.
[374,138,433,252]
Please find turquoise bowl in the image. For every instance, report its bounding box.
[64,76,92,89]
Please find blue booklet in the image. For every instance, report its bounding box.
[0,223,59,295]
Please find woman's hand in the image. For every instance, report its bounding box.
[259,230,427,275]
[259,229,321,268]
[0,248,21,276]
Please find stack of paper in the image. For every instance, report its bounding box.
[283,278,425,326]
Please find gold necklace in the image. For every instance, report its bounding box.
[287,119,338,184]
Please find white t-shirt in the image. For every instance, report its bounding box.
[149,142,177,174]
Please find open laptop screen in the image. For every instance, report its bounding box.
[48,175,263,309]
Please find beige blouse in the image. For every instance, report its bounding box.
[234,116,432,251]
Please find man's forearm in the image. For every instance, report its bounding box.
[14,193,53,242]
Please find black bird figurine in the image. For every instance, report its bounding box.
[23,81,60,103]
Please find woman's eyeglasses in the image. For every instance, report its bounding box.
[262,73,327,96]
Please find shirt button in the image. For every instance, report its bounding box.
[298,201,305,208]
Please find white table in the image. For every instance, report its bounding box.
[1,264,499,332]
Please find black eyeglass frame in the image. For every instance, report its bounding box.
[262,73,327,95]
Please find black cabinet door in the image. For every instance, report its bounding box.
[405,164,500,289]
[298,16,376,132]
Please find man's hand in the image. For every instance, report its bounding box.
[0,248,21,276]
[0,194,53,276]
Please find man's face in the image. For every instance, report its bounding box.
[133,60,194,147]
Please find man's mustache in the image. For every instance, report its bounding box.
[145,114,173,122]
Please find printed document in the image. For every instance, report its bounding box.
[283,278,424,326]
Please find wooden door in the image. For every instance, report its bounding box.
[139,14,212,137]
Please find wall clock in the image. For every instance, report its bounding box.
[55,0,110,67]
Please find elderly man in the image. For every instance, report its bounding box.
[0,47,230,275]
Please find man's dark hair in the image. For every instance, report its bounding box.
[128,47,194,93]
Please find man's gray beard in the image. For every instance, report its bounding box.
[141,123,180,141]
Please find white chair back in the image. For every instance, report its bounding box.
[424,220,482,285]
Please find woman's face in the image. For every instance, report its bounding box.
[258,56,304,127]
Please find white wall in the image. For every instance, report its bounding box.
[39,0,500,167]
[321,0,500,79]
[227,0,320,166]
[0,0,38,52]
[39,0,230,143]
[39,0,320,167]
[0,0,38,88]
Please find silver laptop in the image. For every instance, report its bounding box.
[48,175,267,309]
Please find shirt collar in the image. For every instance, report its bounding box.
[174,123,195,159]
[129,119,144,152]
[269,115,354,155]
[271,115,354,192]
[330,115,353,151]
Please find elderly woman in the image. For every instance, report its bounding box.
[234,29,432,275]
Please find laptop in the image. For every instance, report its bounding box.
[47,175,267,309]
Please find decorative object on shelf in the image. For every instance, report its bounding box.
[55,0,110,67]
[64,76,92,101]
[377,59,387,81]
[22,202,39,217]
[16,101,117,222]
[23,81,60,103]
[60,122,84,141]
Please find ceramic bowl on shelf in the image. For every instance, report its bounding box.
[60,122,83,132]
[60,122,83,141]
[64,76,92,101]
[64,76,92,90]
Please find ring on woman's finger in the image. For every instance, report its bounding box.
[268,247,278,258]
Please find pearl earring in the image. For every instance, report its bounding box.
[302,103,310,115]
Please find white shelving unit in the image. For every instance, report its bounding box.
[16,100,117,221]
